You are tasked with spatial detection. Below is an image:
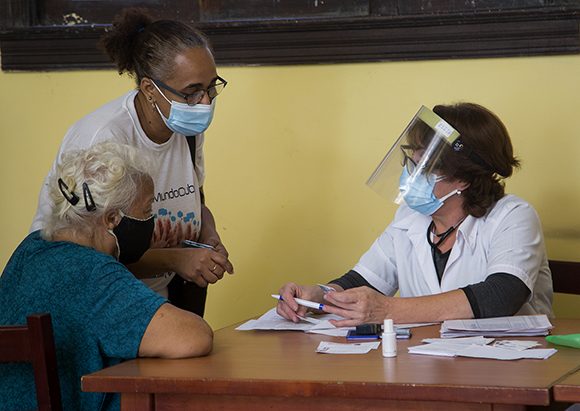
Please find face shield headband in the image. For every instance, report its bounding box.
[366,106,461,206]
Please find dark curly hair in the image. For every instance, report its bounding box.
[99,8,210,84]
[433,103,520,218]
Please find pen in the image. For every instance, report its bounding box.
[317,283,335,294]
[271,294,325,311]
[182,239,215,250]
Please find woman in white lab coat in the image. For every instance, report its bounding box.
[277,103,553,326]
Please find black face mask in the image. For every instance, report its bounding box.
[111,213,155,265]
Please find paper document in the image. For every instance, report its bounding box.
[316,341,380,354]
[409,342,473,357]
[396,322,438,329]
[458,345,556,360]
[409,335,556,360]
[235,308,351,336]
[422,336,494,345]
[440,315,553,338]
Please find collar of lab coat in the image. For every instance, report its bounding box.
[391,205,480,255]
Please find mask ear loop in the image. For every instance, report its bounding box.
[439,189,461,202]
[58,178,80,206]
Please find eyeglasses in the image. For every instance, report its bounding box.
[152,76,228,106]
[400,145,418,174]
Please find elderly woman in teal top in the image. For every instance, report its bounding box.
[0,142,213,411]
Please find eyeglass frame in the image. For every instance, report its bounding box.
[400,144,418,174]
[151,76,228,106]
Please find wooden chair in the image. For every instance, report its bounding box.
[549,260,580,295]
[0,313,62,411]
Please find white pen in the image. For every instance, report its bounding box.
[271,294,325,310]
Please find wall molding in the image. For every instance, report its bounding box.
[1,8,579,71]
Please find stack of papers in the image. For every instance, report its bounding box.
[440,315,553,338]
[408,335,557,360]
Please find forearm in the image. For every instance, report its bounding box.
[199,203,220,242]
[126,248,182,278]
[323,286,474,326]
[329,270,378,292]
[388,289,474,323]
[461,273,530,318]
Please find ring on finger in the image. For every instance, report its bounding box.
[211,264,217,272]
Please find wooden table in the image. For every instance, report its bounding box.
[82,318,580,411]
[554,369,580,403]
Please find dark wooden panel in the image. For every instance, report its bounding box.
[398,0,579,14]
[38,0,197,25]
[549,260,580,295]
[199,0,370,22]
[0,0,37,28]
[369,0,399,16]
[1,2,580,70]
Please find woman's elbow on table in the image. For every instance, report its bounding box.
[139,303,214,359]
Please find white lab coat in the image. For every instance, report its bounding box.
[353,195,553,316]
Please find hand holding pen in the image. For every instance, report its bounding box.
[275,282,337,323]
[178,240,233,287]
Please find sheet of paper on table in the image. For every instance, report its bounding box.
[316,341,381,354]
[236,308,437,337]
[440,315,553,338]
[409,335,556,360]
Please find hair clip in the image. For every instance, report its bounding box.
[452,138,465,152]
[58,178,80,206]
[82,182,97,212]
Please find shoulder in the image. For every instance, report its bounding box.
[485,194,540,223]
[62,91,138,147]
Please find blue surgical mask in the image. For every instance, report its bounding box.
[153,84,215,136]
[399,167,459,215]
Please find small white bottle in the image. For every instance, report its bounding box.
[382,319,397,358]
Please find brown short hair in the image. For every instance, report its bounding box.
[434,103,520,218]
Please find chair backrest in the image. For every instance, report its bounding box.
[0,313,62,411]
[548,260,580,295]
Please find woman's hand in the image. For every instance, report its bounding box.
[197,205,234,275]
[276,283,325,323]
[199,235,233,272]
[322,286,392,327]
[172,248,232,287]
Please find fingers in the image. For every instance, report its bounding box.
[207,241,234,274]
[209,251,233,276]
[322,302,365,327]
[276,283,309,323]
[175,248,227,285]
[323,289,360,305]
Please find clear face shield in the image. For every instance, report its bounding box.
[366,106,460,208]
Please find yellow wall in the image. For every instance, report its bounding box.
[1,55,579,329]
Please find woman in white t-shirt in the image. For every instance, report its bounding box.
[31,8,233,314]
[276,103,553,325]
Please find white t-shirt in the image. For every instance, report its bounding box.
[31,90,205,296]
[352,195,553,316]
